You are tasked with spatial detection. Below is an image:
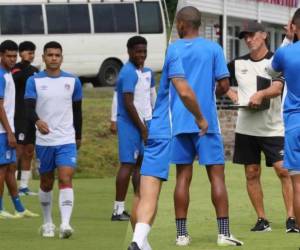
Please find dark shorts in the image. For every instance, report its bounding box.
[14,119,36,145]
[233,133,284,167]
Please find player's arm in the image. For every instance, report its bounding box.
[0,99,16,148]
[73,100,82,149]
[123,92,147,142]
[172,78,208,135]
[224,60,238,103]
[110,90,117,134]
[150,70,157,109]
[248,80,284,108]
[216,77,230,98]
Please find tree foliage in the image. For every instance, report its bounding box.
[166,0,178,24]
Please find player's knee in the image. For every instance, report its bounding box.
[24,149,34,160]
[276,168,289,179]
[58,176,72,188]
[246,168,260,181]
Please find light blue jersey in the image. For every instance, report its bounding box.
[116,61,154,123]
[272,41,300,131]
[170,37,229,135]
[148,43,185,140]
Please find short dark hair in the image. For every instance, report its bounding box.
[292,8,300,28]
[127,36,147,50]
[0,40,18,53]
[176,6,201,29]
[19,41,36,52]
[43,41,62,53]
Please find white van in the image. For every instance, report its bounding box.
[0,0,167,86]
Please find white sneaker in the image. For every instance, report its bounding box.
[59,224,74,239]
[176,235,191,246]
[217,234,243,246]
[0,210,16,219]
[40,223,56,237]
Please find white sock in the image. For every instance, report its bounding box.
[142,238,152,250]
[39,189,53,224]
[113,201,125,215]
[20,171,31,189]
[59,188,74,226]
[132,223,151,249]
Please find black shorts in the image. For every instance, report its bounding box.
[14,119,36,145]
[233,133,284,167]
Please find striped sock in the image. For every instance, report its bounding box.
[176,218,188,237]
[217,217,230,236]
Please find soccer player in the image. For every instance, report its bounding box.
[127,27,209,250]
[0,40,38,219]
[168,7,243,246]
[111,36,156,222]
[226,20,296,233]
[12,41,39,196]
[24,41,82,238]
[268,8,300,229]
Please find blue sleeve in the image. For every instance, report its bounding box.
[214,44,230,80]
[166,45,185,79]
[24,76,37,99]
[0,76,6,98]
[272,47,284,72]
[151,70,155,87]
[72,77,83,101]
[121,67,138,93]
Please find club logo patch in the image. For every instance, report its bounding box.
[65,84,71,90]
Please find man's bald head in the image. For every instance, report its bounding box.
[176,6,201,29]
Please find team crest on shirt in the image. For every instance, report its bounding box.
[65,84,71,90]
[241,69,248,74]
[41,85,48,91]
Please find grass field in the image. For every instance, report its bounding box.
[1,163,299,250]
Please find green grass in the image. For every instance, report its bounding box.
[1,163,299,250]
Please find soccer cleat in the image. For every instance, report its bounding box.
[250,218,272,232]
[40,223,56,237]
[111,210,130,221]
[0,210,16,219]
[19,187,38,196]
[14,209,39,218]
[59,224,74,239]
[176,235,191,246]
[128,242,141,250]
[286,217,299,233]
[217,234,243,246]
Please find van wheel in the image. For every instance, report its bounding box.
[97,60,122,87]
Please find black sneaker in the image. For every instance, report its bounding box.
[128,242,141,250]
[111,211,130,221]
[286,217,299,233]
[251,218,272,232]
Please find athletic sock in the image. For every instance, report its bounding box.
[217,217,230,236]
[176,218,188,237]
[20,171,31,189]
[59,188,74,226]
[11,196,25,212]
[39,189,53,224]
[113,201,125,215]
[0,196,3,210]
[132,223,151,249]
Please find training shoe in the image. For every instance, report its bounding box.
[40,223,56,237]
[128,242,141,250]
[217,234,243,246]
[286,217,299,233]
[176,235,191,246]
[59,224,74,239]
[14,209,39,218]
[111,211,130,221]
[19,187,38,196]
[251,218,272,232]
[0,210,16,219]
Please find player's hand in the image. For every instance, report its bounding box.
[7,132,17,148]
[248,91,264,109]
[140,125,148,144]
[195,117,208,136]
[284,20,295,41]
[76,139,81,150]
[36,120,50,135]
[110,121,117,134]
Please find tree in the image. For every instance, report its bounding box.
[166,0,178,24]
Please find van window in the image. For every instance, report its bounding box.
[46,4,90,34]
[136,2,163,34]
[0,5,44,34]
[92,4,136,33]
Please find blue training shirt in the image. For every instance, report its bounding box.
[116,61,154,123]
[148,43,185,140]
[272,41,300,131]
[170,37,229,135]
